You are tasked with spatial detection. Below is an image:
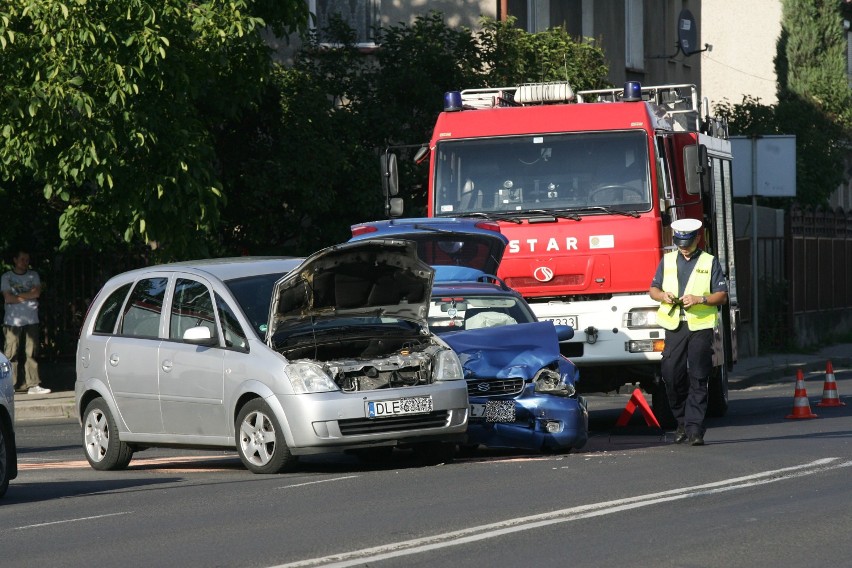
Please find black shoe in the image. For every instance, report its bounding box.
[674,426,687,444]
[688,434,705,446]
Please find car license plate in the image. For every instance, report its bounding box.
[543,315,578,329]
[367,396,433,418]
[470,400,516,423]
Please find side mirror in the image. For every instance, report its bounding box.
[183,325,217,346]
[683,144,711,195]
[381,152,398,197]
[553,325,575,341]
[381,151,403,218]
[388,197,404,218]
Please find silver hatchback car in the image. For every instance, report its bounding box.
[75,240,468,473]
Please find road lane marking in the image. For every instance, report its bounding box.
[13,512,132,531]
[273,457,852,568]
[279,476,359,489]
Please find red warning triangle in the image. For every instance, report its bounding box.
[615,388,661,428]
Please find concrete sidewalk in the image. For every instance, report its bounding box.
[13,344,852,423]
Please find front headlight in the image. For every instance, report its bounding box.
[433,348,464,381]
[534,368,576,396]
[286,361,339,394]
[624,307,659,329]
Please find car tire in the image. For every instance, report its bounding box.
[236,399,297,474]
[0,421,10,498]
[83,398,133,470]
[413,442,456,465]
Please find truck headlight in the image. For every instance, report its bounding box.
[286,362,339,393]
[624,307,659,329]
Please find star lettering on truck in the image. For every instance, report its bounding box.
[508,237,578,254]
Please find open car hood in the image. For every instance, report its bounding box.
[270,239,434,334]
[439,321,563,380]
[349,218,508,278]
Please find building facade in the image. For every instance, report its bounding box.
[296,1,705,90]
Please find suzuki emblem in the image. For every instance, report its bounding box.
[477,382,491,392]
[533,266,555,282]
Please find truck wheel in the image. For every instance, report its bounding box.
[707,365,729,417]
[652,382,676,429]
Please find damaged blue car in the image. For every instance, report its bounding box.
[350,218,588,453]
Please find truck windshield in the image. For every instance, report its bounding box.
[433,131,651,216]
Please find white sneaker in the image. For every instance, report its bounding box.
[27,385,51,394]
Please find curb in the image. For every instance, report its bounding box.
[14,393,76,422]
[729,358,852,391]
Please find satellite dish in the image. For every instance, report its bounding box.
[677,9,698,55]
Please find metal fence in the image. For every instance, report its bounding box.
[737,205,852,350]
[38,250,150,359]
[26,205,852,359]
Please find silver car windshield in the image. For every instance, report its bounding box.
[225,273,285,339]
[433,130,651,216]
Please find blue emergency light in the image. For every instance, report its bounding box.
[443,91,463,112]
[623,81,642,102]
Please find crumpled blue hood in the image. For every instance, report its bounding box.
[440,321,564,381]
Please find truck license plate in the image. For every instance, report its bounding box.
[543,316,578,329]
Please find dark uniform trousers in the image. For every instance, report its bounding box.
[661,323,714,436]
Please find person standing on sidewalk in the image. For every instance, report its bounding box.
[2,248,50,394]
[649,218,726,446]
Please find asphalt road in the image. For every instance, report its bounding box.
[3,370,851,568]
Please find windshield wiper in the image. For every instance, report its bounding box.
[573,206,641,218]
[515,209,582,221]
[457,212,523,224]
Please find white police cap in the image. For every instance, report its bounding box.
[671,218,702,246]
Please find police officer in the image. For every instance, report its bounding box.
[649,218,728,446]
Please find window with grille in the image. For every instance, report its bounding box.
[308,0,380,46]
[625,0,644,71]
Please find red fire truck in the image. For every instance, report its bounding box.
[385,81,739,423]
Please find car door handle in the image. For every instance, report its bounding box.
[161,360,173,373]
[109,354,119,366]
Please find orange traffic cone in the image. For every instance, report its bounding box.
[786,368,818,419]
[816,361,846,407]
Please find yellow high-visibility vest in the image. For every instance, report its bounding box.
[656,251,717,331]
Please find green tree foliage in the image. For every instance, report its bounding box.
[0,0,308,260]
[477,17,610,91]
[214,13,611,255]
[780,0,852,127]
[715,0,851,208]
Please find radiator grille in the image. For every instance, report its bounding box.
[467,379,524,397]
[338,411,450,436]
